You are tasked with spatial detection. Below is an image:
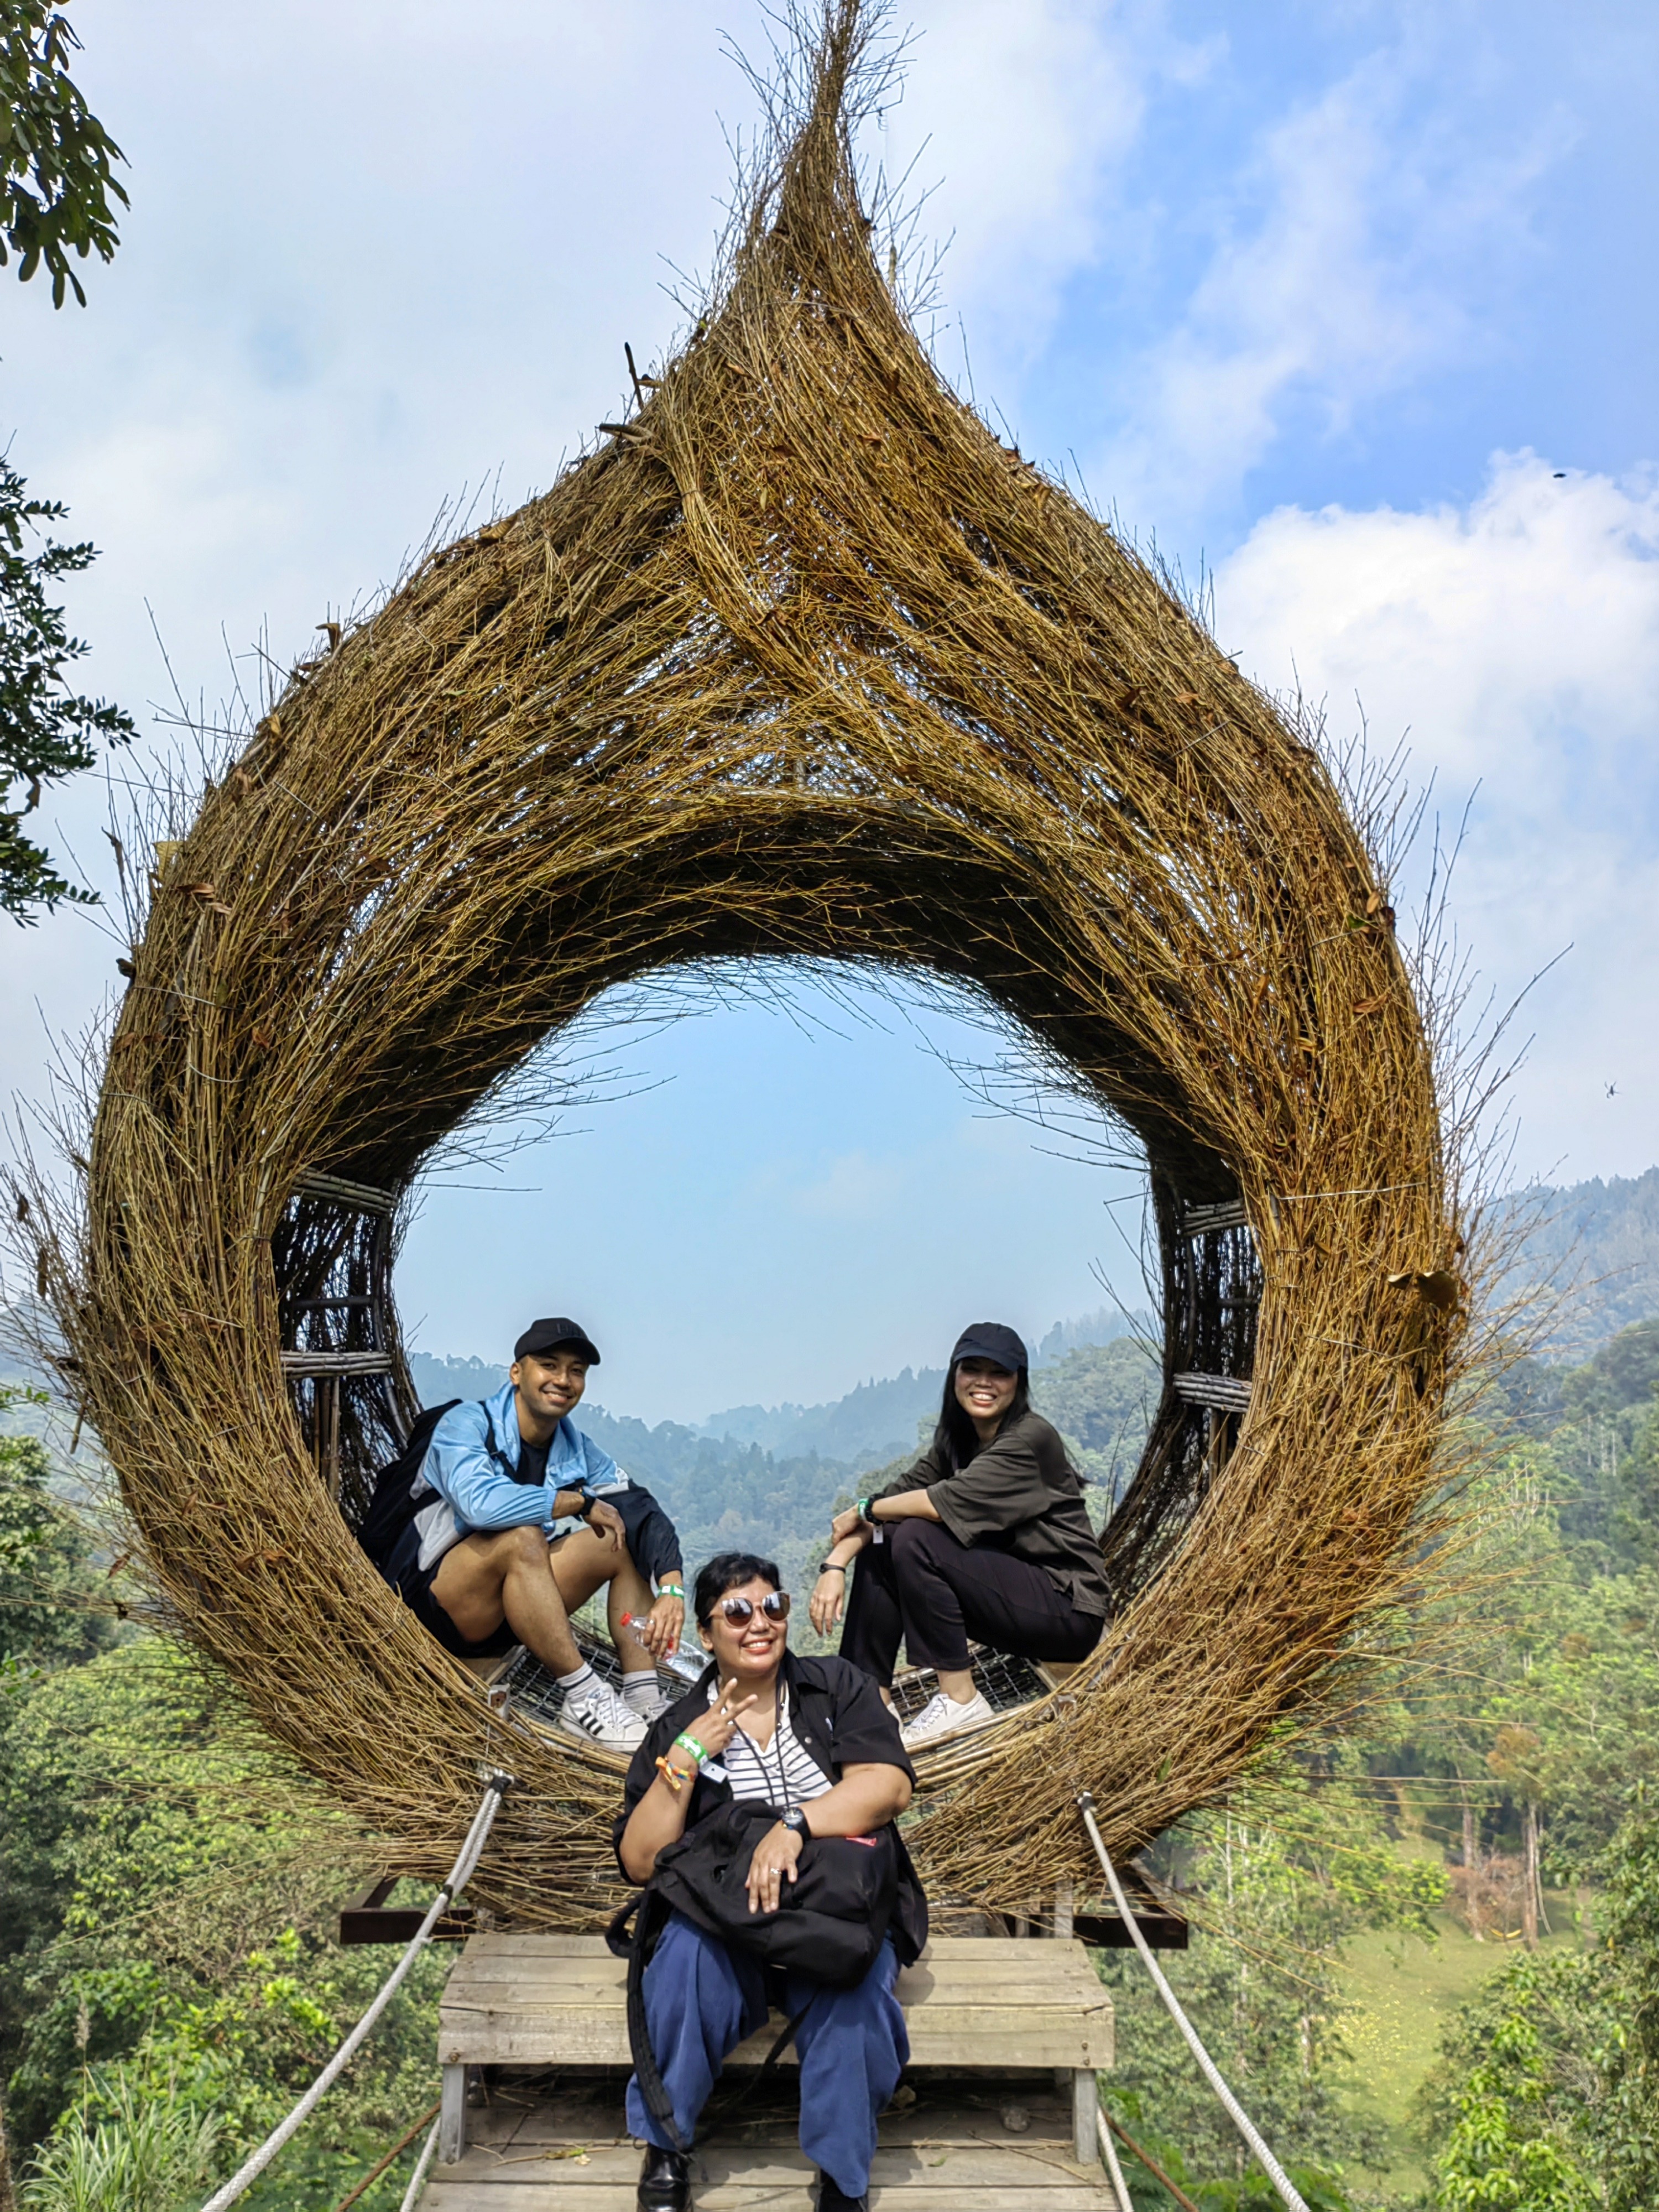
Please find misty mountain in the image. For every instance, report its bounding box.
[1493,1166,1659,1354]
[693,1305,1154,1465]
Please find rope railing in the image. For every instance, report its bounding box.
[395,2118,441,2212]
[1077,1791,1311,2212]
[1096,2100,1136,2212]
[197,1770,513,2212]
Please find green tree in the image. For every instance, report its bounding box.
[0,1634,444,2207]
[1,3,126,308]
[1095,1780,1438,2199]
[0,451,135,919]
[1420,1798,1659,2209]
[2,1,134,919]
[1595,1798,1659,2212]
[0,1391,112,1672]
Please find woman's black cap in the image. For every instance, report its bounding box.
[950,1322,1028,1373]
[514,1317,601,1365]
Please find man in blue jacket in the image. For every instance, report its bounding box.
[382,1318,686,1751]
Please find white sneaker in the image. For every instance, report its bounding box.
[622,1680,674,1723]
[901,1689,996,1749]
[556,1676,650,1752]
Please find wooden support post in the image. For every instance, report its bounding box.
[439,2063,467,2166]
[1073,2069,1097,2166]
[1052,1880,1076,1939]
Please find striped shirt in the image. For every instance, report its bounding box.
[709,1683,831,1808]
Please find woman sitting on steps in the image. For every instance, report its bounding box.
[810,1322,1110,1749]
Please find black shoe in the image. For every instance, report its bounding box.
[817,2178,869,2211]
[637,2143,691,2211]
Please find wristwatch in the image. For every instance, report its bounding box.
[780,1806,811,1838]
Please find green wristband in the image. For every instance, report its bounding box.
[856,1496,872,1523]
[659,1582,685,1598]
[672,1732,708,1766]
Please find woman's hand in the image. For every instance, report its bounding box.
[633,1591,685,1661]
[809,1568,847,1636]
[675,1676,757,1764]
[829,1505,869,1546]
[746,1822,804,1914]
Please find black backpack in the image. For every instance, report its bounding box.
[608,1800,901,2151]
[355,1399,460,1577]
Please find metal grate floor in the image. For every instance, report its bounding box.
[494,1627,1047,1730]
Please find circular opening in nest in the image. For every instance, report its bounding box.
[279,960,1166,1713]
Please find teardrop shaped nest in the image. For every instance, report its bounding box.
[13,1,1466,1922]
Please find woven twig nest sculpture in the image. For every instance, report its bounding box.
[19,4,1463,1919]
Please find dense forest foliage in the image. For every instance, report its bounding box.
[4,1168,1659,2206]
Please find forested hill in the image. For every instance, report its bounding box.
[691,1305,1150,1462]
[408,1306,1154,1479]
[408,1328,1164,1580]
[1494,1165,1659,1350]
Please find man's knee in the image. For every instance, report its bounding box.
[504,1524,552,1570]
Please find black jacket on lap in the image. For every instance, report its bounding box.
[614,1649,929,1965]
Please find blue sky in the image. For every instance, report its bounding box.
[1,2,1654,1421]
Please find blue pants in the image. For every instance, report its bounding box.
[624,1911,908,2196]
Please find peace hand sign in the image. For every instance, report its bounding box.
[675,1676,757,1764]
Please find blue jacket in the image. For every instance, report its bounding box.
[411,1381,682,1586]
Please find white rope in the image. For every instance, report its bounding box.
[199,1771,512,2212]
[1077,1792,1310,2212]
[1095,2106,1135,2212]
[397,2118,441,2212]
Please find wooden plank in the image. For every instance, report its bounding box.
[1183,1198,1249,1234]
[450,1936,1092,1967]
[424,2191,1113,2209]
[497,2095,1079,2152]
[293,1169,397,1213]
[440,2013,1112,2068]
[437,2146,1104,2185]
[280,1349,395,1377]
[415,2083,1120,2209]
[1171,1370,1251,1412]
[445,1982,1119,2017]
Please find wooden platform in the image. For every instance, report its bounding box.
[422,2073,1116,2208]
[427,1934,1117,2206]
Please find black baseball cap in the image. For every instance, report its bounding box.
[514,1317,601,1366]
[950,1322,1028,1373]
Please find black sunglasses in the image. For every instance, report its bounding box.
[712,1591,791,1626]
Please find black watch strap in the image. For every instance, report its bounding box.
[781,1806,811,1837]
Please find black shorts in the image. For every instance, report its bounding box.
[379,1520,518,1660]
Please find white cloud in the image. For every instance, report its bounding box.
[866,0,1201,388]
[1098,39,1572,531]
[1215,452,1659,1181]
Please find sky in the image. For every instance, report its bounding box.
[1,1,1655,1423]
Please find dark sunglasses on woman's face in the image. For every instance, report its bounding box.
[714,1591,791,1625]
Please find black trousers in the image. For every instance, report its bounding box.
[838,1518,1104,1684]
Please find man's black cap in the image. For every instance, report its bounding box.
[950,1321,1028,1373]
[514,1317,601,1366]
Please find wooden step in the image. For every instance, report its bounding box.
[440,1935,1114,2070]
[434,1934,1115,2184]
[420,2074,1118,2208]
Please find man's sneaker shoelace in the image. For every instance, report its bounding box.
[559,1679,649,1748]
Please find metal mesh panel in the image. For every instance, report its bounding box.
[495,1630,1049,1730]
